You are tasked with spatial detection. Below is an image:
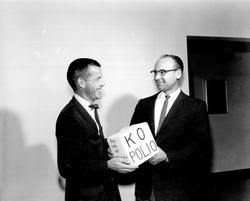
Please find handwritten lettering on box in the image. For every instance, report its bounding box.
[107,122,158,166]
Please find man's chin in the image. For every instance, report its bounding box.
[95,94,102,100]
[156,86,165,91]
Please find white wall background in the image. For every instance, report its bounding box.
[1,0,250,201]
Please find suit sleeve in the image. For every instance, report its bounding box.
[129,100,153,200]
[56,111,110,181]
[163,101,212,170]
[130,99,146,125]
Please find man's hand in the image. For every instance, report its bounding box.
[107,147,114,158]
[148,147,168,165]
[108,156,138,174]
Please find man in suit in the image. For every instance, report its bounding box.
[130,54,212,201]
[56,58,137,201]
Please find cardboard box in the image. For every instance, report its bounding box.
[107,122,158,166]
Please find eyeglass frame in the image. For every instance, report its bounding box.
[150,68,179,76]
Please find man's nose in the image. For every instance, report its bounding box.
[100,79,105,87]
[154,73,161,80]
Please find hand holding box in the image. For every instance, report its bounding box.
[107,122,158,166]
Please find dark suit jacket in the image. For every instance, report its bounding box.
[130,91,212,201]
[56,97,121,201]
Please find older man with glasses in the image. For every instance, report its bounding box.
[130,54,212,201]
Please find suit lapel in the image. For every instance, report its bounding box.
[150,93,159,136]
[71,97,98,131]
[160,91,186,129]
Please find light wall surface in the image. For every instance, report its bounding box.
[1,0,250,201]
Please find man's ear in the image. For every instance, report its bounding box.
[77,77,86,88]
[175,69,182,80]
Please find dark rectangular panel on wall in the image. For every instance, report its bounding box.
[206,79,228,114]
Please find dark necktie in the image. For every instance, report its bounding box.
[157,95,170,133]
[89,104,104,137]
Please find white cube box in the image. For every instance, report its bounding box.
[107,122,158,166]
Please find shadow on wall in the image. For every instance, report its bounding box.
[0,109,63,201]
[105,94,138,136]
[105,94,139,185]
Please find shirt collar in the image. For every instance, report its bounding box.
[157,87,181,100]
[74,93,92,109]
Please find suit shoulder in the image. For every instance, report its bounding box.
[57,99,76,120]
[185,95,206,104]
[139,93,158,102]
[183,94,207,110]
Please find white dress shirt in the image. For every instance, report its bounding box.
[154,88,181,134]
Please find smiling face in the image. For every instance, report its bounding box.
[78,65,105,103]
[153,57,182,94]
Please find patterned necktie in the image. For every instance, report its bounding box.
[157,95,170,133]
[89,104,104,137]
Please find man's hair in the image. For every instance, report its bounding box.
[67,58,101,91]
[159,54,184,72]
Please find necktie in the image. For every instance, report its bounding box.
[89,104,99,110]
[89,104,104,137]
[157,95,170,133]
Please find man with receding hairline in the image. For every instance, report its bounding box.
[130,54,212,201]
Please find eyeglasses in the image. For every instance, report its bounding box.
[150,69,178,76]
